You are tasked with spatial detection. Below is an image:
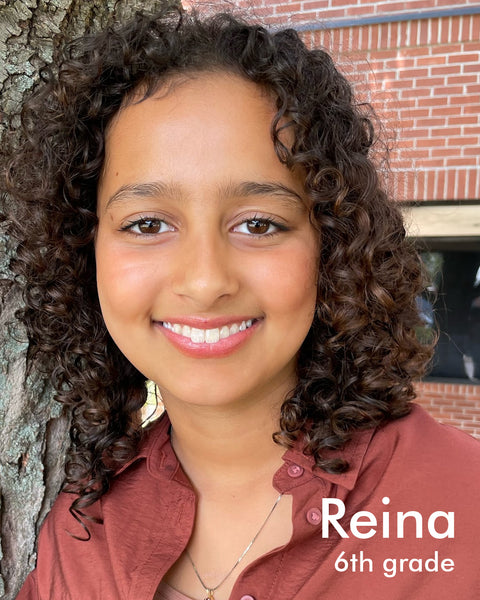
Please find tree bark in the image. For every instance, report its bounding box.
[0,1,178,598]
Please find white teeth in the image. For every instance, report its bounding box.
[190,328,205,343]
[205,328,220,343]
[162,319,255,344]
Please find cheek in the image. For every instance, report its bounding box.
[95,244,160,326]
[249,244,318,319]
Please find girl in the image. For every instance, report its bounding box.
[7,8,480,600]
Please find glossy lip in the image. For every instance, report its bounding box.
[153,316,262,358]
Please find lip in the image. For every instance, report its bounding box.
[153,316,262,358]
[157,315,259,329]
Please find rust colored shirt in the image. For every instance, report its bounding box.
[17,404,480,599]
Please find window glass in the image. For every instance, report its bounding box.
[419,243,480,382]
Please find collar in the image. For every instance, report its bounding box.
[280,426,375,491]
[116,411,375,492]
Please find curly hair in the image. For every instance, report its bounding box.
[3,8,433,517]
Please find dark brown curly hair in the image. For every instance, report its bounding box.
[3,8,433,518]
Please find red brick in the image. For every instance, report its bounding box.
[433,86,465,96]
[429,67,462,79]
[418,158,446,168]
[430,18,440,45]
[415,138,447,148]
[431,106,461,116]
[447,53,480,64]
[425,149,451,159]
[464,146,480,157]
[418,96,448,107]
[451,15,461,43]
[445,169,456,198]
[401,88,432,99]
[419,19,430,46]
[415,56,447,67]
[418,76,452,89]
[435,169,446,197]
[447,136,479,146]
[414,117,447,128]
[464,63,480,74]
[472,15,480,41]
[432,44,462,55]
[402,126,430,138]
[463,126,480,135]
[449,94,480,105]
[300,0,329,8]
[464,104,480,114]
[467,170,479,198]
[371,49,398,61]
[448,115,479,125]
[430,126,462,137]
[404,108,430,118]
[446,157,478,167]
[376,1,407,12]
[447,75,478,85]
[274,2,302,14]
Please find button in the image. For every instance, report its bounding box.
[306,507,322,525]
[240,596,255,600]
[287,464,304,478]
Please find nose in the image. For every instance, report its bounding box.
[171,231,239,308]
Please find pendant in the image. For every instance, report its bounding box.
[204,590,215,600]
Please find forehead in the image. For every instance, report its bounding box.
[98,71,304,204]
[105,70,277,148]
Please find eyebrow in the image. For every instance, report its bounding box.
[230,181,306,208]
[104,180,306,210]
[105,181,178,209]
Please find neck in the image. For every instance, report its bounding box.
[161,389,288,493]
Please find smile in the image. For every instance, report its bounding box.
[161,319,254,344]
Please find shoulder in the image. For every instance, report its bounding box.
[24,416,174,599]
[356,403,480,512]
[372,403,480,469]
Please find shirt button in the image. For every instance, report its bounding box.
[240,596,255,600]
[306,507,322,525]
[287,464,304,478]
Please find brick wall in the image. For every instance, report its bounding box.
[301,13,480,203]
[415,382,480,438]
[183,0,480,439]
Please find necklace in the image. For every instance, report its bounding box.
[186,492,283,600]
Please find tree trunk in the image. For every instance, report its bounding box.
[0,1,177,598]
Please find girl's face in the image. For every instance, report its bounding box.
[96,72,318,411]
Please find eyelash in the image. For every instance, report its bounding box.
[120,215,289,237]
[233,215,289,237]
[120,216,172,236]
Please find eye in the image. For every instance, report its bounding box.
[122,217,173,235]
[234,217,287,236]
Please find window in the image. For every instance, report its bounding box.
[404,202,480,382]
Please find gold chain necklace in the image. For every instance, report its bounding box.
[186,492,283,600]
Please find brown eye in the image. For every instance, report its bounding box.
[138,219,162,234]
[246,219,271,235]
[124,218,172,235]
